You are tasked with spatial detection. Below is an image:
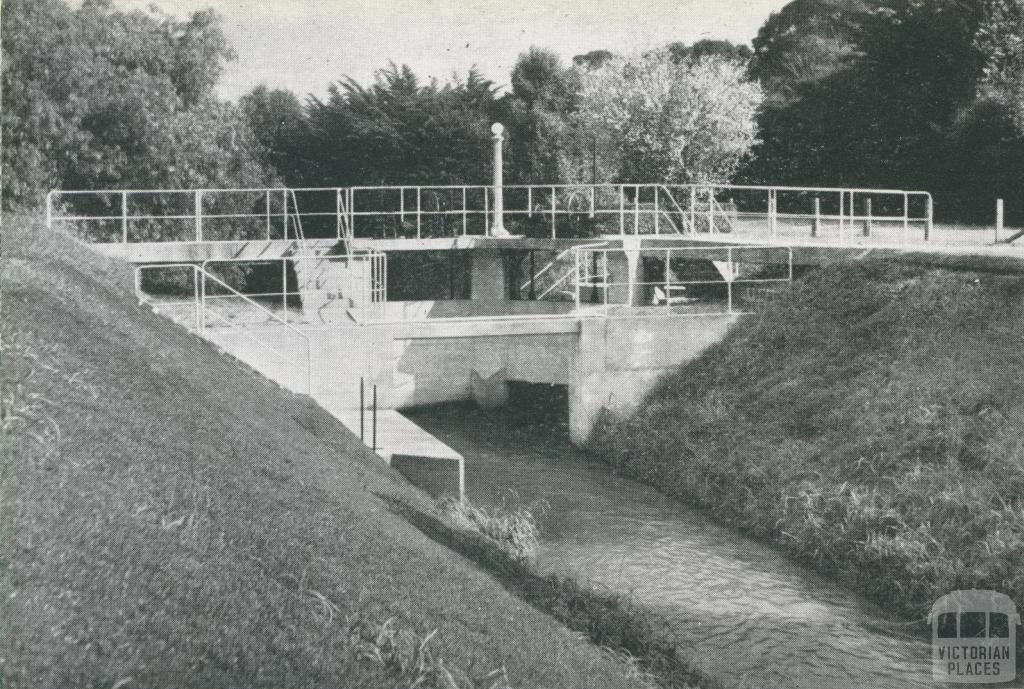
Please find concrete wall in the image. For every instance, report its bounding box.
[203,310,737,448]
[204,321,575,412]
[569,313,739,445]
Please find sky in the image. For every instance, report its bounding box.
[112,0,790,102]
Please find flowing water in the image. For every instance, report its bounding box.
[407,397,934,689]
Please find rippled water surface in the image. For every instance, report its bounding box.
[407,401,934,689]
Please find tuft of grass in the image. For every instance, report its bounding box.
[346,613,511,689]
[436,495,544,562]
[590,258,1024,644]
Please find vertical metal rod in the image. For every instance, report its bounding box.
[283,189,288,240]
[193,266,201,332]
[336,188,343,240]
[839,190,845,241]
[415,187,421,239]
[46,192,54,230]
[199,269,207,333]
[400,187,406,225]
[195,190,203,241]
[528,187,533,218]
[551,186,556,238]
[574,248,581,313]
[707,186,714,235]
[619,186,625,235]
[266,190,272,240]
[996,198,1004,243]
[634,186,640,235]
[589,185,595,219]
[121,191,129,243]
[360,377,365,441]
[864,198,873,237]
[654,186,660,235]
[462,187,468,236]
[282,259,288,324]
[769,190,777,241]
[372,385,378,452]
[727,247,733,314]
[484,188,489,235]
[603,249,609,316]
[812,197,821,238]
[529,251,536,300]
[903,193,909,245]
[665,248,671,315]
[689,186,696,235]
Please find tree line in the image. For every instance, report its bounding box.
[5,0,1024,223]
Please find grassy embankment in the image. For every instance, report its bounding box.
[592,258,1024,625]
[1,214,708,688]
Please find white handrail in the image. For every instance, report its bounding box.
[135,263,314,395]
[519,241,607,292]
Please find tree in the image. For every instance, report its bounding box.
[579,51,763,183]
[1,0,272,208]
[976,0,1024,134]
[302,63,498,187]
[667,40,752,64]
[240,85,309,184]
[502,48,591,184]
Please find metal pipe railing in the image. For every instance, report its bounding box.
[49,183,936,246]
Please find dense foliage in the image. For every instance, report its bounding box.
[1,0,273,209]
[745,0,1024,223]
[579,51,762,183]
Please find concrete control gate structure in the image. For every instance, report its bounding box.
[50,172,948,495]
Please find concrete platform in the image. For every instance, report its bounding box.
[325,405,465,499]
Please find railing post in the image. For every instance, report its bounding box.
[416,187,421,240]
[812,197,821,238]
[689,186,696,235]
[400,187,406,226]
[633,186,640,235]
[574,248,581,312]
[769,190,777,241]
[195,190,203,242]
[618,186,625,235]
[925,194,933,241]
[199,269,207,333]
[654,185,660,235]
[46,191,54,230]
[336,188,343,240]
[664,248,671,314]
[282,258,288,324]
[551,186,556,239]
[727,247,733,314]
[121,191,129,243]
[282,189,288,240]
[707,186,714,234]
[996,198,1004,243]
[838,190,845,242]
[266,190,272,240]
[864,198,873,238]
[528,187,533,218]
[589,185,595,220]
[903,193,909,245]
[462,187,468,236]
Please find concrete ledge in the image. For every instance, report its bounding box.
[391,454,465,500]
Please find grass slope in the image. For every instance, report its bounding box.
[1,215,653,688]
[593,259,1024,622]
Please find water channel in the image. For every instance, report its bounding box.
[406,391,934,689]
